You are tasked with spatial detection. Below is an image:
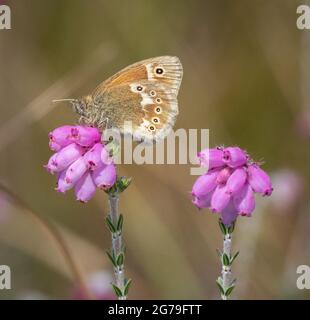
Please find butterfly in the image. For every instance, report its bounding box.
[54,56,183,143]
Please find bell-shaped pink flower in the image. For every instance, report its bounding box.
[191,145,273,225]
[71,126,101,147]
[49,141,62,152]
[101,148,111,165]
[45,153,59,174]
[233,183,255,216]
[75,173,97,202]
[198,147,225,170]
[192,191,213,209]
[64,157,88,185]
[220,200,238,226]
[83,143,103,171]
[192,169,219,198]
[216,167,232,185]
[248,164,273,196]
[223,147,247,168]
[46,125,117,203]
[56,171,74,193]
[49,125,75,151]
[211,185,231,213]
[226,167,247,195]
[92,164,117,190]
[52,143,84,173]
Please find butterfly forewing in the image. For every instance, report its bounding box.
[92,56,182,96]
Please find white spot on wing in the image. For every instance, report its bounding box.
[146,63,155,80]
[141,118,151,127]
[129,83,154,108]
[140,92,153,107]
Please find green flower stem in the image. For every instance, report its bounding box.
[216,219,238,300]
[108,193,126,300]
[222,233,232,300]
[105,176,132,300]
[109,194,126,300]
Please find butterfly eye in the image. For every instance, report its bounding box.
[150,90,156,97]
[148,125,156,132]
[155,107,162,114]
[136,85,143,91]
[155,67,164,75]
[156,98,162,104]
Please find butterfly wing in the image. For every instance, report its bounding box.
[126,80,179,142]
[92,56,183,96]
[92,56,183,142]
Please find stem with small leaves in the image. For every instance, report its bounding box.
[105,176,132,300]
[216,219,239,300]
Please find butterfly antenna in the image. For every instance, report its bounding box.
[52,98,78,104]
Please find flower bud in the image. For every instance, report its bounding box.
[220,200,238,226]
[226,167,247,195]
[48,125,74,151]
[45,153,58,174]
[211,185,231,213]
[192,192,213,209]
[192,170,219,198]
[64,157,88,185]
[223,147,247,168]
[92,164,117,190]
[83,143,103,171]
[71,126,101,147]
[53,143,83,172]
[198,148,225,169]
[216,167,232,185]
[101,147,112,165]
[56,170,74,193]
[75,173,96,202]
[248,164,273,196]
[233,183,255,216]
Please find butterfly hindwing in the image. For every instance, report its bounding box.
[127,81,179,142]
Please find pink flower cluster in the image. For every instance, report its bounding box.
[192,147,273,225]
[45,125,116,202]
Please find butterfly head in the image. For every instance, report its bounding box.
[70,96,98,126]
[70,99,84,116]
[70,96,90,115]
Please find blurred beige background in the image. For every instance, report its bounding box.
[0,0,309,299]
